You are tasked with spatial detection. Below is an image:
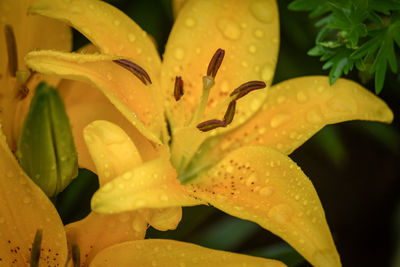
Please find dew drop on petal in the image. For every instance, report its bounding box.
[259,186,273,197]
[128,33,136,42]
[254,29,265,39]
[296,91,308,102]
[113,20,120,26]
[250,0,274,23]
[217,18,241,40]
[22,196,31,204]
[260,64,274,83]
[184,17,196,27]
[248,45,257,54]
[306,108,323,124]
[268,204,293,224]
[270,114,289,128]
[174,47,185,60]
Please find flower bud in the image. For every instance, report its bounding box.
[17,82,78,197]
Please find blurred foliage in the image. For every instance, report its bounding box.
[289,0,400,93]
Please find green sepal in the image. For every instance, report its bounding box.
[17,82,78,197]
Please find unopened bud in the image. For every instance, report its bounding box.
[17,82,78,197]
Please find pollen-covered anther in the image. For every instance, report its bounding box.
[174,76,184,101]
[30,229,42,267]
[206,48,225,79]
[197,119,227,132]
[4,24,18,77]
[230,80,266,100]
[223,100,236,125]
[113,59,152,85]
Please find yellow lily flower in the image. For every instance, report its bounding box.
[0,1,287,266]
[23,0,393,267]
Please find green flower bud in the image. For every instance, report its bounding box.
[17,82,78,197]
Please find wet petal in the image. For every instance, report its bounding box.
[206,76,393,160]
[162,0,279,130]
[90,239,286,267]
[0,130,68,265]
[84,121,182,231]
[25,50,163,144]
[65,212,147,266]
[28,0,164,117]
[91,152,202,214]
[58,79,157,171]
[67,120,147,265]
[172,0,188,17]
[188,146,341,267]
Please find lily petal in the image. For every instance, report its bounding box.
[91,149,202,214]
[84,120,183,231]
[0,129,68,265]
[25,50,163,144]
[28,0,165,120]
[58,79,157,171]
[205,76,393,161]
[172,0,188,17]
[90,239,287,267]
[66,120,147,265]
[188,146,341,267]
[162,0,279,130]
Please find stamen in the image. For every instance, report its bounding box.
[197,119,227,132]
[206,48,225,79]
[230,81,266,99]
[30,229,43,267]
[174,76,184,101]
[72,244,80,267]
[223,100,236,125]
[113,59,152,85]
[4,24,18,77]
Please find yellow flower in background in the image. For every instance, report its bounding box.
[23,0,393,267]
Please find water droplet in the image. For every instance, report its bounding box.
[259,186,273,197]
[270,114,289,128]
[306,108,323,124]
[102,183,114,193]
[174,47,185,60]
[317,86,325,93]
[289,131,298,139]
[123,172,132,180]
[246,174,258,186]
[136,200,146,207]
[128,33,136,42]
[250,0,274,23]
[22,196,31,204]
[248,45,257,54]
[160,194,169,201]
[234,206,244,211]
[294,194,300,200]
[118,183,125,189]
[296,91,308,102]
[268,204,293,224]
[226,166,234,173]
[184,17,196,27]
[113,20,120,26]
[272,37,278,44]
[217,18,241,40]
[136,47,142,54]
[250,98,261,111]
[260,64,274,83]
[277,95,286,103]
[241,61,249,68]
[6,171,13,178]
[132,218,146,232]
[254,29,265,39]
[258,127,266,135]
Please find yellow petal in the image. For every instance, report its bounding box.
[188,146,341,267]
[91,152,202,214]
[66,120,147,265]
[25,50,163,144]
[0,129,68,265]
[90,239,287,267]
[83,120,143,185]
[162,0,279,130]
[58,79,157,171]
[65,212,147,266]
[84,120,182,231]
[172,0,188,17]
[28,0,164,117]
[206,76,393,160]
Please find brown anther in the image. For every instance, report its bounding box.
[113,59,152,85]
[16,85,29,100]
[197,119,227,132]
[223,100,236,125]
[174,76,184,101]
[4,25,18,77]
[207,48,225,79]
[230,81,266,99]
[30,229,42,267]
